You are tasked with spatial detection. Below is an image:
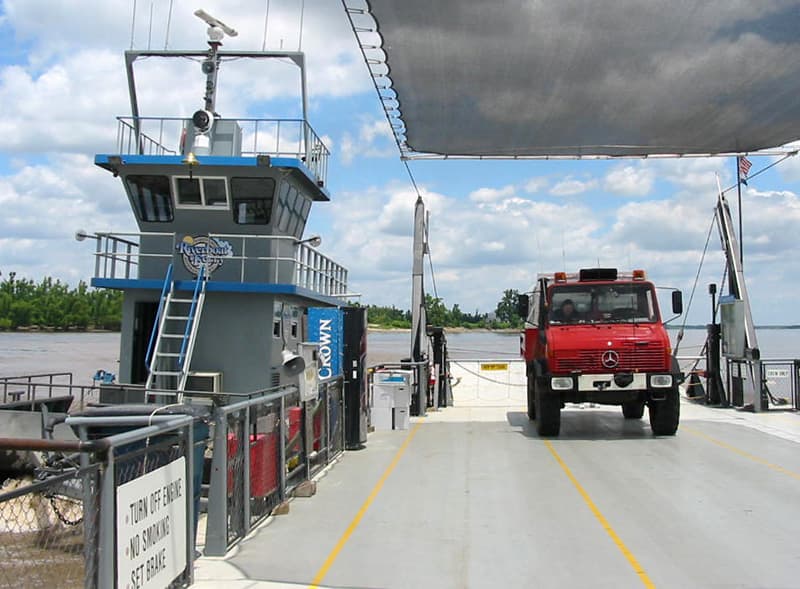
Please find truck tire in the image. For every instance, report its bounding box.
[535,384,560,437]
[648,387,680,435]
[527,375,536,420]
[622,400,645,419]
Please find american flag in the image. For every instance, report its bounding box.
[738,156,752,178]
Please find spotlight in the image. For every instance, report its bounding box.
[192,109,214,134]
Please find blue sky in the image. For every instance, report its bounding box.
[1,0,799,329]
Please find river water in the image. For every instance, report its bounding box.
[0,329,796,386]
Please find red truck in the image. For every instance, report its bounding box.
[518,268,683,437]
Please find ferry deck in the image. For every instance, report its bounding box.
[191,395,800,589]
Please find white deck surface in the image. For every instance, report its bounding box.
[193,396,800,588]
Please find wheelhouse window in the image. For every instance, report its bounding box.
[549,284,658,324]
[126,175,173,222]
[174,176,230,208]
[231,177,276,224]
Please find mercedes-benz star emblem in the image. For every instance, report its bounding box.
[601,350,619,369]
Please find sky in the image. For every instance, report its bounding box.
[0,0,799,327]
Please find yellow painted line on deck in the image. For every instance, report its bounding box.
[308,421,423,589]
[544,440,656,589]
[684,426,800,481]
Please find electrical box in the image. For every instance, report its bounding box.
[720,296,746,359]
[297,342,320,402]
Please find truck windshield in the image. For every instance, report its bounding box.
[549,283,658,324]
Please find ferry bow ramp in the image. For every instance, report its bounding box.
[194,396,800,588]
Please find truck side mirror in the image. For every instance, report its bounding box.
[672,290,683,315]
[517,294,530,319]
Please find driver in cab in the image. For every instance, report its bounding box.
[552,299,579,323]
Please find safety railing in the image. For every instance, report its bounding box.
[203,378,345,556]
[115,116,330,187]
[0,415,198,588]
[88,231,349,297]
[0,442,101,589]
[727,358,800,410]
[0,373,94,410]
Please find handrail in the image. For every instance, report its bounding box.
[87,231,348,295]
[146,263,173,369]
[179,265,205,368]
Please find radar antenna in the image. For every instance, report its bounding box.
[193,9,238,115]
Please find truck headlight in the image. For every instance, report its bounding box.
[650,375,672,388]
[551,377,574,390]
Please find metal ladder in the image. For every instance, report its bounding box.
[145,265,208,399]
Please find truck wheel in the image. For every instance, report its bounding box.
[535,384,560,437]
[648,388,680,435]
[622,400,645,419]
[527,375,536,420]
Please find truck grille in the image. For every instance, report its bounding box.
[553,345,666,373]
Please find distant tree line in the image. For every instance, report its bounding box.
[0,273,525,332]
[0,273,123,331]
[366,289,524,330]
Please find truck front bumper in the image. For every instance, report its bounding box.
[543,372,674,404]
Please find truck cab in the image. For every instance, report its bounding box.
[519,268,683,437]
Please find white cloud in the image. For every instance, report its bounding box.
[339,118,396,165]
[0,155,137,283]
[307,175,800,325]
[0,0,369,157]
[524,177,549,193]
[549,176,598,196]
[469,185,515,203]
[604,165,654,196]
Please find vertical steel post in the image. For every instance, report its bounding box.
[242,406,251,530]
[185,421,195,585]
[411,196,427,416]
[736,157,744,268]
[204,408,228,556]
[98,449,116,588]
[80,427,96,589]
[279,395,287,500]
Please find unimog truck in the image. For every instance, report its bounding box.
[518,268,683,437]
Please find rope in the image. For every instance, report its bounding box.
[163,0,174,50]
[674,213,716,356]
[261,0,271,50]
[721,151,798,195]
[403,159,422,197]
[427,246,439,300]
[298,0,306,50]
[129,0,137,49]
[147,0,154,50]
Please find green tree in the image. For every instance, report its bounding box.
[494,289,523,328]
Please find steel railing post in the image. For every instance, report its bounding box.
[94,237,101,279]
[98,448,116,588]
[242,406,251,531]
[304,400,311,480]
[279,395,286,501]
[185,421,195,585]
[204,407,228,556]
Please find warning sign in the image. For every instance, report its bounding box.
[480,363,509,371]
[116,457,187,589]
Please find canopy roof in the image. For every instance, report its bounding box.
[346,0,800,159]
